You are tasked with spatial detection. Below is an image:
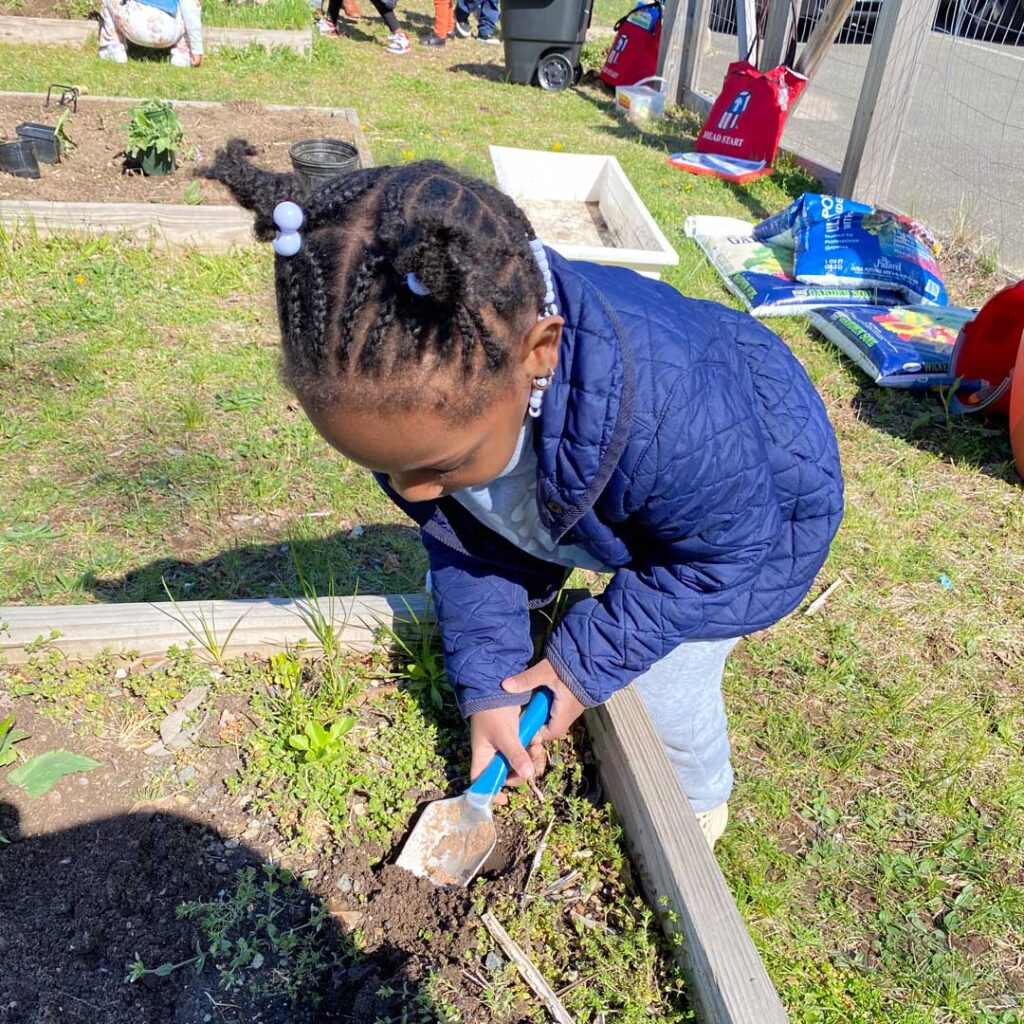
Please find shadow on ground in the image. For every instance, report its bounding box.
[85,524,427,603]
[0,804,441,1024]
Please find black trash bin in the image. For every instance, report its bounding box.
[502,0,594,92]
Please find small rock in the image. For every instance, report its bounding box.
[178,766,196,783]
[336,875,353,894]
[177,686,209,714]
[115,668,128,680]
[215,862,229,874]
[143,739,173,758]
[348,524,365,539]
[484,951,504,973]
[224,839,239,849]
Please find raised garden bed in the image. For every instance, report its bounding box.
[0,92,370,247]
[0,596,789,1024]
[0,13,312,48]
[490,145,678,280]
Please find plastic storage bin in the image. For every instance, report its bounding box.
[614,76,667,126]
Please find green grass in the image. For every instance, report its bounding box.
[200,0,315,31]
[1,12,1022,1022]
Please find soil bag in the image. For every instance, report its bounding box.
[685,216,902,317]
[753,194,948,306]
[808,304,975,387]
[600,1,663,88]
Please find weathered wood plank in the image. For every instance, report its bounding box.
[586,687,789,1024]
[838,0,940,201]
[0,200,256,249]
[0,595,431,662]
[793,0,858,81]
[0,14,311,52]
[757,0,792,71]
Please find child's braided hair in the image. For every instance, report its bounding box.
[198,141,547,420]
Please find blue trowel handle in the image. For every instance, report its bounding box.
[465,687,554,805]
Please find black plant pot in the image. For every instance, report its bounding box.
[0,139,41,179]
[16,123,60,164]
[141,146,176,176]
[289,138,360,192]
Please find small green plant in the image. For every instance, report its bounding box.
[376,603,450,712]
[160,578,249,664]
[127,865,342,1002]
[287,714,356,764]
[183,180,204,206]
[53,110,75,157]
[0,715,30,767]
[124,99,184,161]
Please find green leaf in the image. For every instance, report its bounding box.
[329,715,355,740]
[287,734,309,751]
[153,962,176,977]
[306,721,329,749]
[7,751,102,797]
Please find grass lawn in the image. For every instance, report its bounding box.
[2,11,1023,1023]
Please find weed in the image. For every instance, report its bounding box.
[160,577,250,664]
[376,604,450,712]
[287,713,356,764]
[183,180,204,206]
[0,715,30,767]
[127,864,343,1002]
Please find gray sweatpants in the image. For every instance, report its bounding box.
[632,637,739,813]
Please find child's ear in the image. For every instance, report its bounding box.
[520,315,564,377]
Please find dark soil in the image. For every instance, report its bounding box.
[0,689,543,1024]
[0,95,359,206]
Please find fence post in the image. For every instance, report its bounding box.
[659,0,712,106]
[736,0,757,60]
[839,0,940,202]
[758,0,792,70]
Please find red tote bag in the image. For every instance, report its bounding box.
[696,60,807,165]
[599,1,663,88]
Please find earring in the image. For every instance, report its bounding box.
[528,369,553,419]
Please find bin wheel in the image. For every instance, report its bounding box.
[572,63,583,85]
[536,53,574,92]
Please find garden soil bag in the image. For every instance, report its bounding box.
[600,1,663,88]
[754,194,948,305]
[684,215,903,317]
[808,304,976,387]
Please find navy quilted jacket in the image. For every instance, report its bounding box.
[382,251,844,717]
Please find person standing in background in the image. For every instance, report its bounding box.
[454,0,499,42]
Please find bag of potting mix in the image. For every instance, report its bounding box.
[753,194,948,306]
[684,216,904,317]
[808,303,975,387]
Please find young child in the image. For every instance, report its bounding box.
[318,0,410,53]
[454,0,499,42]
[200,144,844,847]
[98,0,203,66]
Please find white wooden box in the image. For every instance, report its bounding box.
[489,145,677,279]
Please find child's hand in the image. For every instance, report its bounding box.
[501,659,586,744]
[469,706,544,804]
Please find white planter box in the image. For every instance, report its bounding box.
[489,145,678,279]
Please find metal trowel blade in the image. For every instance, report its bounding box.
[395,793,496,888]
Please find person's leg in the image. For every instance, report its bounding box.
[453,0,476,35]
[427,0,453,40]
[365,0,408,49]
[168,10,191,66]
[476,0,499,39]
[631,637,740,846]
[97,0,129,61]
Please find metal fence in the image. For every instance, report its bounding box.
[686,0,1024,273]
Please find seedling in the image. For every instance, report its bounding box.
[124,99,184,174]
[160,578,250,664]
[53,110,75,157]
[287,714,356,765]
[0,715,30,767]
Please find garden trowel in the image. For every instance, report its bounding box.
[396,687,553,888]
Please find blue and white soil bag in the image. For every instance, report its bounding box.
[753,194,948,306]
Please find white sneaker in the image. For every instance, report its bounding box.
[169,50,191,67]
[695,802,729,850]
[98,44,128,63]
[317,16,339,34]
[385,30,411,53]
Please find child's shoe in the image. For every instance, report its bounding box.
[98,43,128,63]
[422,32,447,46]
[476,30,499,43]
[385,30,411,52]
[453,9,471,35]
[317,16,339,34]
[695,802,728,849]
